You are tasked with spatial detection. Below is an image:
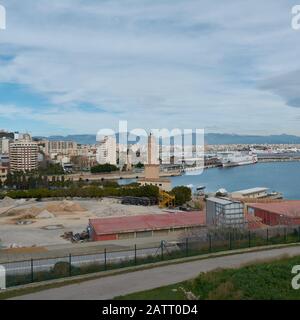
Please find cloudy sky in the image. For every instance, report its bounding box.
[0,0,300,136]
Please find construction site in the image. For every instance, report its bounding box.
[0,196,177,249]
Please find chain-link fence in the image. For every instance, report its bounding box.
[2,225,300,288]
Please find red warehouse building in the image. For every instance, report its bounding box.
[247,201,300,226]
[89,211,205,241]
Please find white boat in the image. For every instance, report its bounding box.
[183,166,204,175]
[221,152,258,167]
[196,185,206,195]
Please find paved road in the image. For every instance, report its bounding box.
[13,246,300,300]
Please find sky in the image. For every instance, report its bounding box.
[0,0,300,136]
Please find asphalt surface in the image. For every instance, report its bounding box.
[12,245,300,300]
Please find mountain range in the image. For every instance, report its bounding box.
[34,133,300,145]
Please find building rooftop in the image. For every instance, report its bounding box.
[138,177,171,182]
[248,201,300,217]
[89,211,205,235]
[245,213,268,229]
[206,197,239,205]
[232,187,268,195]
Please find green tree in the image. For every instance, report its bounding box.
[91,163,119,173]
[171,186,192,206]
[135,162,144,169]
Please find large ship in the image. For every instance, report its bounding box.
[221,152,258,167]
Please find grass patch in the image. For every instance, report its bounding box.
[116,255,300,300]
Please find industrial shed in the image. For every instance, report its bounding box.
[89,211,205,241]
[247,201,300,226]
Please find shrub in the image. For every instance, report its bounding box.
[91,164,119,173]
[171,186,192,206]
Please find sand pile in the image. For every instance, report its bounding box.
[62,200,86,212]
[15,199,26,205]
[25,206,43,215]
[46,201,86,213]
[36,210,55,219]
[1,196,16,207]
[10,206,43,217]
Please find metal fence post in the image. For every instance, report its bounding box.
[30,258,34,283]
[229,232,232,250]
[298,226,300,242]
[69,254,72,277]
[266,228,269,245]
[104,248,107,271]
[161,241,164,261]
[186,238,188,257]
[134,244,137,265]
[209,234,212,252]
[284,227,287,243]
[248,230,251,247]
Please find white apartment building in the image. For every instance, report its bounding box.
[44,140,78,157]
[9,140,39,172]
[0,137,10,154]
[96,136,117,165]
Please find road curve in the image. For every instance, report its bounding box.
[12,246,300,300]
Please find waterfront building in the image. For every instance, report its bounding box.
[231,187,269,199]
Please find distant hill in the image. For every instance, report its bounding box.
[204,133,300,145]
[34,135,98,145]
[34,133,300,145]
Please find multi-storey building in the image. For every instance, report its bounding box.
[0,137,11,154]
[9,140,39,172]
[96,136,117,165]
[44,140,78,156]
[0,130,14,140]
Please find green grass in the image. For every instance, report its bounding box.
[116,255,300,300]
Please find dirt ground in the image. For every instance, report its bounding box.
[0,197,164,248]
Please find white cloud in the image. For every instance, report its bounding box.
[0,0,300,135]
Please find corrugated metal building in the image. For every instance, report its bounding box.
[247,201,300,226]
[206,197,245,227]
[89,211,205,241]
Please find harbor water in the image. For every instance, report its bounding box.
[119,161,300,199]
[170,161,300,199]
